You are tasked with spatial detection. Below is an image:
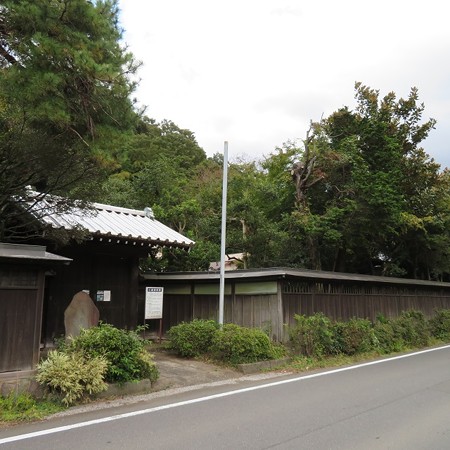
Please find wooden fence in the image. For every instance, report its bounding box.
[282,280,450,328]
[140,275,450,342]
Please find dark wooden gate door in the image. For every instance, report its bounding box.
[0,266,43,372]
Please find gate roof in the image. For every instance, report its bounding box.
[26,194,194,249]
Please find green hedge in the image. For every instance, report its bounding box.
[211,323,284,365]
[288,309,450,358]
[167,309,450,365]
[332,318,377,355]
[430,309,450,341]
[288,313,335,357]
[167,320,285,365]
[167,319,219,357]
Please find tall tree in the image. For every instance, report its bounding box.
[300,83,444,278]
[0,0,139,240]
[99,117,206,210]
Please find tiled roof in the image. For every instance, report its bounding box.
[31,196,194,249]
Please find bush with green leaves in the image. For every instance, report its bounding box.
[168,319,219,357]
[373,317,404,353]
[36,350,108,406]
[394,310,430,348]
[211,323,283,365]
[333,318,377,355]
[66,323,158,384]
[429,309,450,341]
[288,313,335,357]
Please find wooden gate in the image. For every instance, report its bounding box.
[0,266,45,372]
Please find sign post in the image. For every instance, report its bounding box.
[145,287,164,343]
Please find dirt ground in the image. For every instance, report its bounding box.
[151,350,241,391]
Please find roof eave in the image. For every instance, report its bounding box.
[142,267,450,288]
[89,232,194,249]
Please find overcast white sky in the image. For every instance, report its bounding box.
[118,0,450,168]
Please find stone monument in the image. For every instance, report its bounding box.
[64,291,100,338]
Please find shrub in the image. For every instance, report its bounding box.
[429,309,450,341]
[395,310,430,348]
[36,350,108,406]
[270,342,288,360]
[168,319,219,357]
[373,319,404,353]
[67,323,158,384]
[211,323,281,365]
[288,313,335,357]
[333,318,377,355]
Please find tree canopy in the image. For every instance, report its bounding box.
[126,83,450,280]
[1,2,448,280]
[0,0,139,240]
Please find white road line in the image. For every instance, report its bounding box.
[1,344,450,445]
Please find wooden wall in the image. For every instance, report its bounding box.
[0,265,44,372]
[282,282,450,328]
[44,250,139,343]
[231,295,281,340]
[140,277,450,343]
[140,280,283,341]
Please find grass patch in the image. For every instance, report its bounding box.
[288,351,384,372]
[0,393,65,426]
[285,341,447,374]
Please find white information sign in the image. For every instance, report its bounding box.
[96,290,111,302]
[145,287,164,319]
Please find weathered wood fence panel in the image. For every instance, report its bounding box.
[0,266,44,372]
[149,292,282,341]
[140,272,450,342]
[193,295,219,321]
[161,294,194,332]
[233,294,280,339]
[0,290,39,372]
[283,290,450,328]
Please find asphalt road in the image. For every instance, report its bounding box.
[1,346,450,449]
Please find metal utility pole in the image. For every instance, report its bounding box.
[219,141,228,325]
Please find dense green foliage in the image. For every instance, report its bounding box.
[332,319,377,355]
[429,309,450,341]
[210,324,285,365]
[169,310,450,364]
[372,318,404,353]
[36,350,108,405]
[288,313,335,357]
[96,83,450,279]
[2,4,450,279]
[167,320,285,365]
[288,310,449,358]
[394,310,430,348]
[0,0,139,241]
[36,324,158,405]
[167,319,219,357]
[306,84,449,278]
[66,323,158,384]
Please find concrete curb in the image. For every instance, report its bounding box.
[236,358,291,375]
[95,379,154,399]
